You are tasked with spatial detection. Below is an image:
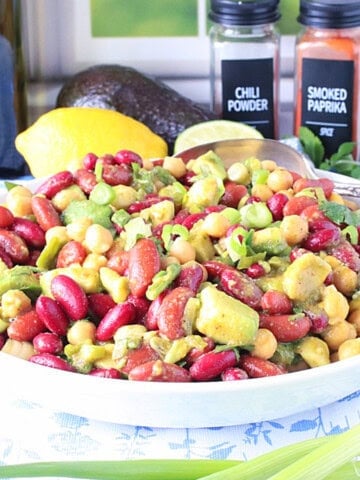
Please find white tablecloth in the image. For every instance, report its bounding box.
[1,390,360,479]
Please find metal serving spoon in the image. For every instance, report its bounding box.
[175,138,360,199]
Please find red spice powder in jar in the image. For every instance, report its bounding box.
[294,0,360,160]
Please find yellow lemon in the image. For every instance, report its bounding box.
[15,107,168,178]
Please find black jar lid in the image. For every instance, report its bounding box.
[208,0,281,26]
[298,0,360,29]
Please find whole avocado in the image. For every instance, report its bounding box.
[56,64,217,154]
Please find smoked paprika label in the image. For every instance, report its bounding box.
[221,58,275,138]
[300,58,354,156]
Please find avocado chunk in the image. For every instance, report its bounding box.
[195,285,259,346]
[251,227,290,256]
[189,151,227,180]
[56,64,217,153]
[0,266,41,300]
[62,199,113,229]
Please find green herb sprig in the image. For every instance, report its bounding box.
[299,126,360,179]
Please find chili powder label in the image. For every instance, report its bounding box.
[221,58,275,138]
[301,58,354,156]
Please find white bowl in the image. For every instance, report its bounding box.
[1,167,360,428]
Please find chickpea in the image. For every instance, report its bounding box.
[251,184,273,201]
[162,156,187,178]
[280,215,309,246]
[320,285,349,325]
[267,168,293,192]
[45,226,70,245]
[338,338,360,360]
[349,296,360,313]
[52,185,86,211]
[82,253,108,270]
[328,191,345,205]
[1,338,35,360]
[332,265,358,296]
[321,320,357,351]
[1,290,31,318]
[201,212,230,238]
[6,185,33,217]
[111,185,138,210]
[84,224,114,254]
[67,319,97,345]
[168,237,196,264]
[66,217,93,242]
[251,328,277,360]
[261,159,277,172]
[227,162,250,184]
[296,336,330,367]
[347,309,360,335]
[323,254,342,270]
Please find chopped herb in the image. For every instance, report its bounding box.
[319,201,360,226]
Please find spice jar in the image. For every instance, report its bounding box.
[209,0,281,139]
[294,0,360,160]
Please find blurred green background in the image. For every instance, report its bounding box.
[91,0,301,37]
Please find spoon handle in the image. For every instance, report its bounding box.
[333,183,360,198]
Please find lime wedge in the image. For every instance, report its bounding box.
[173,119,264,154]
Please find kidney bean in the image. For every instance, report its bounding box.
[221,367,249,381]
[82,152,98,170]
[305,308,329,334]
[293,177,334,198]
[128,360,191,382]
[282,196,317,217]
[328,240,360,272]
[7,309,46,342]
[260,291,293,315]
[89,368,121,379]
[204,205,226,214]
[51,275,89,321]
[173,208,190,225]
[259,313,311,342]
[35,171,74,199]
[56,241,87,268]
[29,352,75,372]
[0,205,14,228]
[102,163,132,186]
[144,289,169,330]
[266,192,288,220]
[106,250,129,276]
[157,287,195,340]
[121,343,160,375]
[33,332,63,354]
[96,302,136,342]
[88,293,116,320]
[179,170,196,186]
[31,196,61,231]
[308,218,337,232]
[202,260,235,280]
[239,355,286,378]
[175,262,205,293]
[289,247,310,262]
[302,227,341,252]
[189,350,238,381]
[219,268,263,310]
[221,181,248,208]
[127,195,165,214]
[245,263,266,279]
[35,295,70,336]
[300,204,328,223]
[127,294,151,323]
[0,229,29,263]
[245,195,261,204]
[114,149,143,167]
[12,217,46,249]
[74,168,97,194]
[0,246,13,267]
[185,337,215,365]
[28,250,41,267]
[128,238,161,298]
[181,212,206,230]
[0,333,5,350]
